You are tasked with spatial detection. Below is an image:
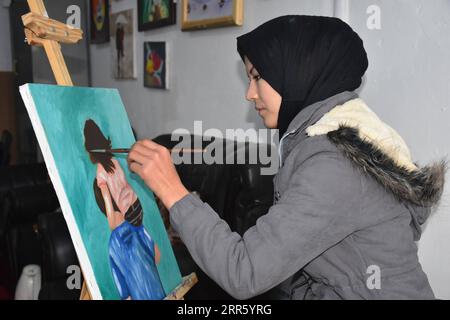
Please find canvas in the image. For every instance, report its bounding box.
[181,0,243,30]
[144,41,168,89]
[19,84,182,300]
[187,0,233,21]
[90,0,110,44]
[110,9,136,79]
[138,0,176,31]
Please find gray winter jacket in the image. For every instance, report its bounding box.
[169,91,446,300]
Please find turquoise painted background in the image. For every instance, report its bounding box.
[27,84,182,299]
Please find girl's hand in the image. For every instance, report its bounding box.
[127,139,189,209]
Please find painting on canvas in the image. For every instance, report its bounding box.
[138,0,176,31]
[144,41,168,89]
[19,84,182,299]
[90,0,110,44]
[181,0,243,30]
[110,9,136,79]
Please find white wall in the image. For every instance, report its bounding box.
[92,0,450,299]
[0,3,12,72]
[90,0,334,141]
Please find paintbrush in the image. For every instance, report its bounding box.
[89,148,207,154]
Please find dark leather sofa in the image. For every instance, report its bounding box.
[0,164,79,298]
[0,134,275,300]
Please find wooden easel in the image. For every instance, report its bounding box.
[22,0,197,300]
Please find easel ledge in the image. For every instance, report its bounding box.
[22,0,198,301]
[164,273,198,300]
[80,272,198,300]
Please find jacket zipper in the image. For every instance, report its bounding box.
[275,129,300,203]
[278,128,300,167]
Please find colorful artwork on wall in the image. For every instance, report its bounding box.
[144,41,168,89]
[181,0,243,30]
[138,0,177,31]
[110,9,136,79]
[90,0,110,44]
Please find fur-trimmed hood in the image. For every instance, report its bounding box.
[304,97,446,235]
[306,98,446,208]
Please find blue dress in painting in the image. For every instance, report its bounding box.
[109,220,166,300]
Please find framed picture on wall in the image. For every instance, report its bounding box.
[90,0,110,43]
[138,0,177,31]
[110,9,137,79]
[144,42,168,89]
[181,0,243,31]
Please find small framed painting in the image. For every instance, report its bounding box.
[181,0,243,31]
[110,9,137,79]
[90,0,110,43]
[144,42,168,89]
[138,0,177,31]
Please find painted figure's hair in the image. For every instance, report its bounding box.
[83,119,115,173]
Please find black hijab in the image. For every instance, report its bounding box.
[237,15,369,138]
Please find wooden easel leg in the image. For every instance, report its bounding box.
[42,41,73,86]
[80,281,92,300]
[27,0,47,16]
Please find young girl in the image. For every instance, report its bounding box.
[84,119,166,300]
[128,16,446,299]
